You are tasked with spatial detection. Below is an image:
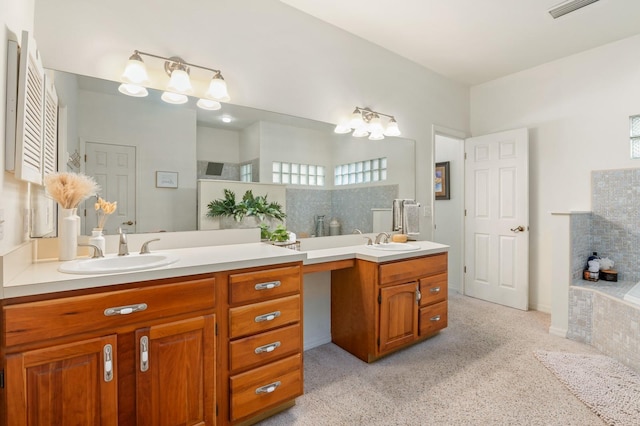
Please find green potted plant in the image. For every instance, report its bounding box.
[207,189,286,229]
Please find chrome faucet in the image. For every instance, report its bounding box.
[118,228,129,256]
[78,243,104,258]
[140,238,160,254]
[375,232,390,244]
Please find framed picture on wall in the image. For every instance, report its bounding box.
[156,171,178,188]
[435,161,450,200]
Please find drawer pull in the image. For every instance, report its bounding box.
[140,336,149,372]
[255,341,281,354]
[103,344,113,382]
[255,381,281,395]
[430,287,441,294]
[430,314,442,322]
[255,280,281,291]
[104,303,147,316]
[255,311,281,323]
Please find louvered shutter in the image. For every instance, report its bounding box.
[42,74,58,176]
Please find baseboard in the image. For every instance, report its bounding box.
[548,326,567,338]
[304,334,331,351]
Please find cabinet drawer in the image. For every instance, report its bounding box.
[4,278,215,348]
[229,295,300,339]
[379,253,447,285]
[419,301,448,337]
[419,273,448,306]
[230,324,301,374]
[230,354,302,422]
[229,265,301,305]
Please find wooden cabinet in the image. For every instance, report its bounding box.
[332,252,448,362]
[2,275,216,426]
[222,264,304,424]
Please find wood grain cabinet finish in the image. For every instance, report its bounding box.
[332,252,448,362]
[224,264,304,424]
[1,275,216,426]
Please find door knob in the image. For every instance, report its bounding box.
[510,226,525,233]
[122,220,134,225]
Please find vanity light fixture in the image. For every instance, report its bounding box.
[118,50,230,109]
[334,107,401,140]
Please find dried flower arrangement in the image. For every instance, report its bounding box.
[43,172,100,209]
[95,197,117,230]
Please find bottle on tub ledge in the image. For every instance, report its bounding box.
[584,252,600,282]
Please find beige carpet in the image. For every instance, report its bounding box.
[534,351,640,426]
[258,293,613,425]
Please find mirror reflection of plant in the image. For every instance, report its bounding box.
[268,225,290,242]
[207,189,286,222]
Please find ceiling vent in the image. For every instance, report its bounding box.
[548,0,600,18]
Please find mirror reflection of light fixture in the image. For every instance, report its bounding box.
[118,50,230,110]
[335,107,401,140]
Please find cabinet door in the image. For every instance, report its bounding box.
[136,314,216,426]
[378,282,419,355]
[5,335,118,426]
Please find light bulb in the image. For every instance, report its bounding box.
[368,114,384,134]
[349,110,364,129]
[161,91,188,105]
[121,52,149,85]
[352,127,369,138]
[197,98,222,110]
[205,74,230,102]
[368,130,385,141]
[334,122,352,134]
[118,83,148,97]
[167,68,192,94]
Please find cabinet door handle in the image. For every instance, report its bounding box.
[255,280,281,291]
[255,381,281,395]
[430,315,442,322]
[140,336,149,372]
[255,341,281,354]
[430,287,441,294]
[103,344,114,382]
[415,288,422,304]
[255,311,281,323]
[104,303,147,316]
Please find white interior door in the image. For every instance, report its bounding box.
[464,128,529,310]
[84,141,137,235]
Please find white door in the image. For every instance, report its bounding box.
[464,128,529,310]
[84,142,137,235]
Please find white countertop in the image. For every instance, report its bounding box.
[3,240,448,299]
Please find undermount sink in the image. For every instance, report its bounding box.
[58,253,179,275]
[366,242,420,251]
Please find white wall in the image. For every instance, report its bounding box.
[197,126,240,163]
[434,135,464,292]
[470,34,640,312]
[0,0,34,256]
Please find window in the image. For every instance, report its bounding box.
[631,115,640,159]
[334,157,387,186]
[272,161,325,186]
[240,163,252,182]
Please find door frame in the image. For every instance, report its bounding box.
[431,125,467,295]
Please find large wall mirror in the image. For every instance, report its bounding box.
[45,69,416,239]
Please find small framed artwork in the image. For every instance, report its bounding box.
[156,171,178,188]
[435,161,450,200]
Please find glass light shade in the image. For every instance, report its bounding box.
[352,127,369,138]
[368,130,385,141]
[205,75,230,102]
[334,123,352,134]
[349,111,364,129]
[118,83,148,97]
[166,69,192,94]
[384,119,401,137]
[121,55,149,85]
[368,114,384,134]
[197,98,222,110]
[161,91,188,105]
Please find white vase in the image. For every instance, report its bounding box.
[59,208,79,261]
[89,228,106,256]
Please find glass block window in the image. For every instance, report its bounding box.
[335,157,387,186]
[272,161,325,186]
[240,164,252,182]
[631,115,640,159]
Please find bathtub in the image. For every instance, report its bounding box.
[623,281,640,306]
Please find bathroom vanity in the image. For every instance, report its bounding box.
[0,237,447,425]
